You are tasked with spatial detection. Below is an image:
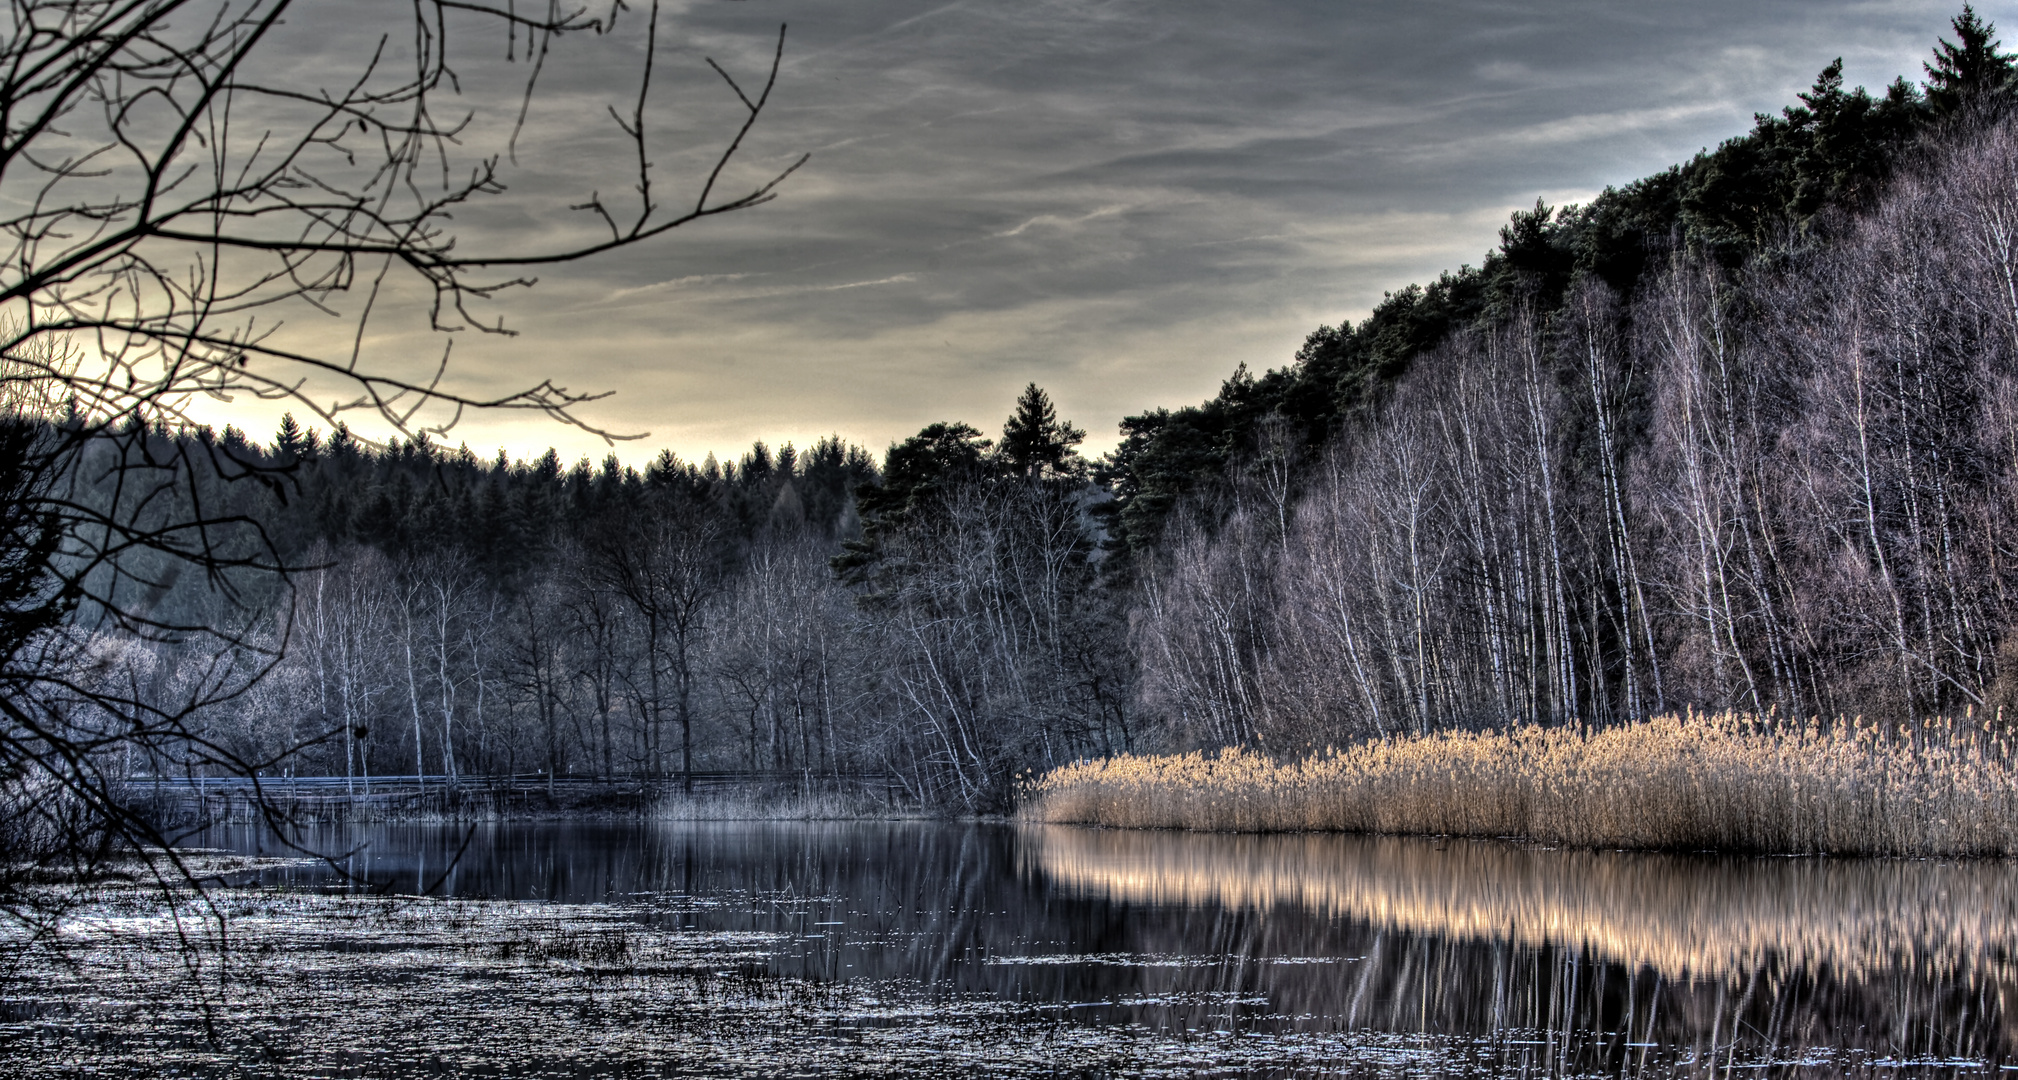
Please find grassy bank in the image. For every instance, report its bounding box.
[1023,713,2018,856]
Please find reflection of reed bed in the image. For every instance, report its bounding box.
[1025,713,2018,856]
[1025,824,2018,983]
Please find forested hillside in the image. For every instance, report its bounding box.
[78,6,2018,808]
[1127,8,2018,749]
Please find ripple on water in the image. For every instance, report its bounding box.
[1,820,2011,1077]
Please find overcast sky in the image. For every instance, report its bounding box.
[212,0,1971,466]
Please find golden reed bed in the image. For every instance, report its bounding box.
[1022,713,2018,856]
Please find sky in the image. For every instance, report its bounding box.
[198,0,1970,467]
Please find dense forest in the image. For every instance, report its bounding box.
[63,6,2018,809]
[74,384,1128,809]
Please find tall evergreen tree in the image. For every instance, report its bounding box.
[1926,4,2016,115]
[999,383,1086,479]
[273,414,305,463]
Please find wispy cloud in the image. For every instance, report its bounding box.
[606,273,756,301]
[993,204,1129,238]
[712,273,922,303]
[813,273,918,292]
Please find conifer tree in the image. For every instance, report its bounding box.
[274,414,305,462]
[1926,4,2016,116]
[1000,384,1086,479]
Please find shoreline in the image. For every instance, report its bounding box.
[1022,713,2018,858]
[136,780,933,827]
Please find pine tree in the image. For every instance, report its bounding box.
[1000,383,1086,479]
[1926,4,2015,116]
[274,413,304,461]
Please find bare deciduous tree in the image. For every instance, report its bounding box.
[0,0,804,928]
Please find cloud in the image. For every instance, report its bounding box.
[1408,102,1736,164]
[228,0,1951,469]
[812,273,919,292]
[992,204,1130,238]
[606,273,757,300]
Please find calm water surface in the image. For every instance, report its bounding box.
[201,821,2018,1075]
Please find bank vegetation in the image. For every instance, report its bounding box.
[1025,713,2018,856]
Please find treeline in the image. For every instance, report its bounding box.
[85,7,2018,806]
[103,386,1126,810]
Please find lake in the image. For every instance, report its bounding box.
[6,820,2015,1076]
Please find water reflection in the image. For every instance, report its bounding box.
[1026,826,2018,982]
[202,821,2018,1074]
[1024,826,2018,1072]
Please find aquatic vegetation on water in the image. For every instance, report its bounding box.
[1024,713,2018,855]
[0,887,1769,1078]
[3,823,2010,1077]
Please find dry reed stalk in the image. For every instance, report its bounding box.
[1022,712,2018,856]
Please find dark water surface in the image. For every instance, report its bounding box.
[191,820,2018,1075]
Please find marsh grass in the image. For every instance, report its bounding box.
[1024,712,2018,855]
